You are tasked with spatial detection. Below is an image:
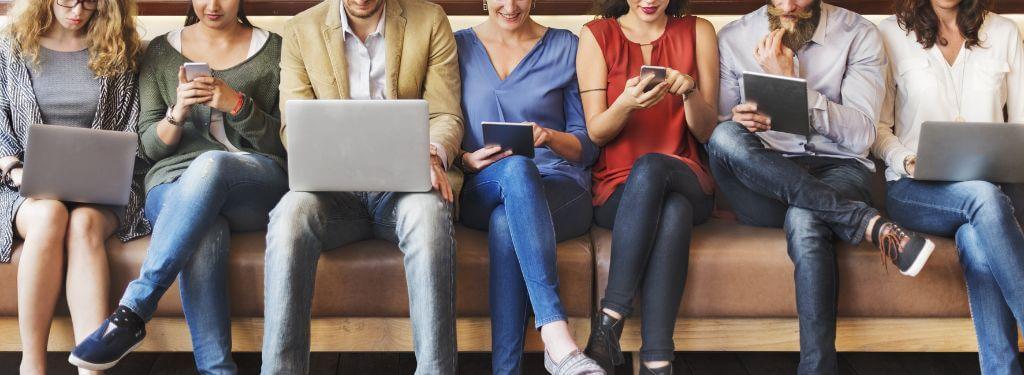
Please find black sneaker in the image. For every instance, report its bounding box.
[69,306,146,371]
[584,312,625,373]
[872,220,935,277]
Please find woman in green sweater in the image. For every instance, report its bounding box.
[70,1,286,373]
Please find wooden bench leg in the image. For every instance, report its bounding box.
[632,351,641,375]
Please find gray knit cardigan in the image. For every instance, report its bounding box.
[0,36,151,263]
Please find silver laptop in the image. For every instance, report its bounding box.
[285,100,431,192]
[915,121,1024,183]
[21,124,138,206]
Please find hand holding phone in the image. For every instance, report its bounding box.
[640,65,667,92]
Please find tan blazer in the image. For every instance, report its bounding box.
[279,0,465,193]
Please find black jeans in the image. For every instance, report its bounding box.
[594,153,714,362]
[707,121,878,375]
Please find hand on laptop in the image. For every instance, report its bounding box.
[904,155,917,177]
[9,168,21,187]
[461,145,513,174]
[430,145,454,203]
[755,29,796,78]
[731,103,771,132]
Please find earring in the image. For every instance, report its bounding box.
[483,1,488,11]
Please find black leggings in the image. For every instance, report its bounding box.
[593,153,714,362]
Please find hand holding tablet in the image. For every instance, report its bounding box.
[482,122,535,158]
[738,71,810,136]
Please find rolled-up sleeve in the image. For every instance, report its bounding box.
[808,25,885,155]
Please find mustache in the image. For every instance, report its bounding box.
[766,5,814,19]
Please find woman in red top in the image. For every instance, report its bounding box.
[578,0,720,373]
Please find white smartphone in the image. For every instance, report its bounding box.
[183,62,212,81]
[640,65,667,92]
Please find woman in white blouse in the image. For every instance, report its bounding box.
[873,0,1024,373]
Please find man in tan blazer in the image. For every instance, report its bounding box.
[262,0,462,373]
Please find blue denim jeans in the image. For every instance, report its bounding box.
[261,190,457,375]
[459,156,592,375]
[119,151,288,375]
[707,122,878,375]
[887,179,1024,375]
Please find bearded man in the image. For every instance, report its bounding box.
[712,1,935,374]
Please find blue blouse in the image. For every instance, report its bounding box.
[455,28,597,190]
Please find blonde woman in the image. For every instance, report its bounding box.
[0,0,148,374]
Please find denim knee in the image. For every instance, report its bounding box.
[630,153,676,182]
[962,181,1016,225]
[706,121,748,160]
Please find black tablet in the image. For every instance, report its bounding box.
[741,72,810,136]
[482,122,535,159]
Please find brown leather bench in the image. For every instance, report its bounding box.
[0,227,595,352]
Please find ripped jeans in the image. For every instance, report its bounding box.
[119,151,288,375]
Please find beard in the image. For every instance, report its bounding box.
[767,1,821,51]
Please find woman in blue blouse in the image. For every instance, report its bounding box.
[455,1,602,374]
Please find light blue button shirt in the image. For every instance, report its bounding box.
[718,3,887,170]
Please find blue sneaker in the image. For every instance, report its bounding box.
[69,306,146,371]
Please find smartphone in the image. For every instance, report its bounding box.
[183,62,212,82]
[640,65,667,92]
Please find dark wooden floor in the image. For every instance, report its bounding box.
[0,351,999,375]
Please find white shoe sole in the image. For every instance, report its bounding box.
[68,339,144,371]
[901,238,935,277]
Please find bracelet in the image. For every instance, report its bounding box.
[230,93,246,116]
[165,113,182,127]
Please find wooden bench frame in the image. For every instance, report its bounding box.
[2,316,1012,353]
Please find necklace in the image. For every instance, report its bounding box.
[942,46,970,122]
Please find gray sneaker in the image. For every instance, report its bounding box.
[544,350,606,375]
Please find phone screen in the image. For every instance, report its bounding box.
[640,65,667,92]
[184,63,211,82]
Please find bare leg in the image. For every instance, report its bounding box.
[16,199,70,375]
[65,206,118,375]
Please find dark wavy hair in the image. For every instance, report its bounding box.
[894,0,991,49]
[185,1,254,27]
[594,0,688,18]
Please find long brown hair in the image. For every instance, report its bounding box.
[594,0,688,18]
[3,0,142,76]
[894,0,992,49]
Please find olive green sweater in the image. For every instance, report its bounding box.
[138,33,286,191]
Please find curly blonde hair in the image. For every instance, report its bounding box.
[4,0,142,77]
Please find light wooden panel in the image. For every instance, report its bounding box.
[2,317,1019,353]
[0,317,590,352]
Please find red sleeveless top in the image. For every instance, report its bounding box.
[588,16,714,206]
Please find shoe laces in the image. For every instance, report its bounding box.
[878,223,907,269]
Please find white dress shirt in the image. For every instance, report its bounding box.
[718,3,888,170]
[339,6,448,167]
[873,13,1024,181]
[340,5,387,100]
[168,28,270,153]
